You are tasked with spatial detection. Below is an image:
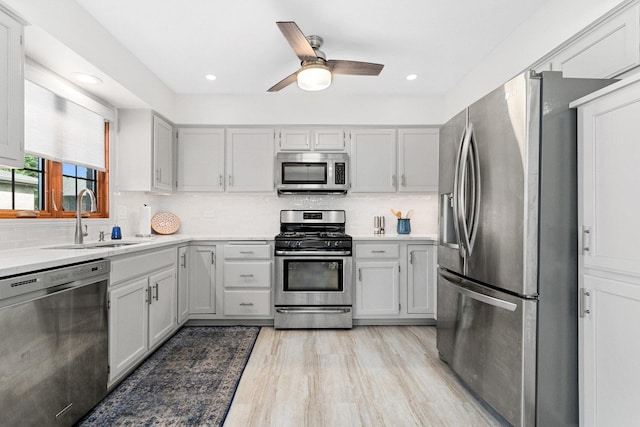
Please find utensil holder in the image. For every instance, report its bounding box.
[397,218,411,234]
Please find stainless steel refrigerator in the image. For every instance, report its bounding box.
[436,71,613,426]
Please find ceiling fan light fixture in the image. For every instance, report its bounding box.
[297,63,332,91]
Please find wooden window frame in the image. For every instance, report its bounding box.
[0,123,110,219]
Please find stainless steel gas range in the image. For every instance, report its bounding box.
[274,210,353,329]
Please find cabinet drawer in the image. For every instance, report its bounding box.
[224,244,271,259]
[110,248,176,286]
[223,261,271,288]
[356,244,399,259]
[223,290,271,316]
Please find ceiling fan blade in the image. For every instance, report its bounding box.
[327,60,384,76]
[267,72,298,92]
[276,21,317,62]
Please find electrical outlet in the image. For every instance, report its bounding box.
[203,211,215,218]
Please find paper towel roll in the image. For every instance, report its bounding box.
[139,205,152,236]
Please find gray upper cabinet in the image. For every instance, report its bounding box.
[0,7,24,168]
[176,127,225,192]
[117,110,174,193]
[398,128,439,193]
[278,128,346,152]
[350,129,397,193]
[226,128,275,193]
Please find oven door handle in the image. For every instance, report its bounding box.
[275,250,352,256]
[276,308,352,314]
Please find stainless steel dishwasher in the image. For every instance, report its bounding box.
[0,259,110,426]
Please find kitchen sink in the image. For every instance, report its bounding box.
[46,240,150,249]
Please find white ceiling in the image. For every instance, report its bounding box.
[69,0,549,97]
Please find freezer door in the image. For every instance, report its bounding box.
[436,268,537,427]
[438,109,466,274]
[465,72,540,296]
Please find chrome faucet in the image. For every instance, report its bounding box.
[75,189,97,244]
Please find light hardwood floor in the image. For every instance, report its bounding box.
[224,326,502,427]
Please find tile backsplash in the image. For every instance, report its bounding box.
[0,192,438,249]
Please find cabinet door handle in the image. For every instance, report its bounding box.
[582,226,591,255]
[181,253,188,268]
[358,268,362,281]
[228,174,233,186]
[211,251,215,264]
[401,174,407,187]
[409,251,413,264]
[146,286,152,305]
[153,283,159,301]
[239,302,254,306]
[240,274,254,278]
[372,250,386,254]
[219,174,223,186]
[392,174,397,187]
[240,251,254,254]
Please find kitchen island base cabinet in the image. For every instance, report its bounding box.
[108,247,178,385]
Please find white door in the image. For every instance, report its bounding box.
[0,10,24,168]
[398,129,439,193]
[579,85,640,276]
[354,261,400,317]
[577,78,640,426]
[152,115,173,192]
[580,274,640,427]
[176,127,225,192]
[108,277,149,382]
[278,128,311,151]
[177,246,190,324]
[226,128,275,192]
[189,246,217,314]
[407,245,435,315]
[350,129,397,192]
[148,267,177,348]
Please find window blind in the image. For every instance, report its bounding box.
[24,80,106,171]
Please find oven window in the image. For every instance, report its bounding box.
[284,260,343,291]
[282,162,327,184]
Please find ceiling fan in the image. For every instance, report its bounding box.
[268,21,384,92]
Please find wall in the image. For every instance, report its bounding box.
[174,94,444,125]
[117,193,438,239]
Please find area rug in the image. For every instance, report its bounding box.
[78,326,260,427]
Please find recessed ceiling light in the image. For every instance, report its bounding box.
[72,72,102,85]
[406,74,418,81]
[205,74,217,81]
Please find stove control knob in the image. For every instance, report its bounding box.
[334,241,340,247]
[295,241,302,247]
[325,241,331,247]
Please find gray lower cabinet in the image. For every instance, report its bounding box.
[354,240,436,322]
[108,247,178,385]
[223,243,272,318]
[188,245,217,315]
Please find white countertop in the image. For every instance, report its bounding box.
[0,233,437,277]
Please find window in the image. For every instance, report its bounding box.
[1,73,111,219]
[0,155,45,211]
[0,124,109,219]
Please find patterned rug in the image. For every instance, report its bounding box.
[78,326,260,427]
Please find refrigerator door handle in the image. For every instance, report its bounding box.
[456,124,474,258]
[439,269,517,311]
[467,123,481,254]
[453,126,468,258]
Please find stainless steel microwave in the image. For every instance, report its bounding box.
[276,152,349,195]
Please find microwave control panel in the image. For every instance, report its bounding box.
[335,163,346,184]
